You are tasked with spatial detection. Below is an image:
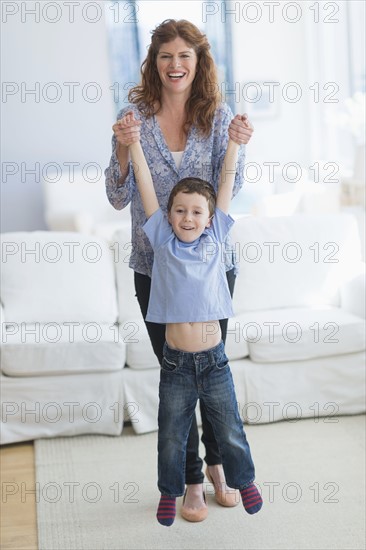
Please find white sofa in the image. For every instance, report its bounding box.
[42,172,132,240]
[1,213,365,444]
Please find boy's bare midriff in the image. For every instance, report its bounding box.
[166,321,221,352]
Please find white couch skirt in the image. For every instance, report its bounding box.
[1,371,125,444]
[122,351,366,433]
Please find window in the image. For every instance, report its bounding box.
[306,0,365,170]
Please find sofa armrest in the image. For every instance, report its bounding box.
[45,209,96,234]
[340,263,366,318]
[73,211,95,234]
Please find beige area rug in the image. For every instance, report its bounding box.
[35,415,366,550]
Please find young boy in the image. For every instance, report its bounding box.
[125,112,262,526]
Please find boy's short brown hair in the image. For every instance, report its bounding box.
[167,178,216,217]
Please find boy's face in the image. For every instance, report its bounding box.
[168,192,212,243]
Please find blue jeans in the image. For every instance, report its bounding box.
[158,341,256,496]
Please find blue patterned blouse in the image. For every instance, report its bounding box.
[105,102,245,277]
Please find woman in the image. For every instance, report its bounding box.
[105,19,254,522]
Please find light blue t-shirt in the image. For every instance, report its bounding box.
[143,207,235,323]
[105,103,245,278]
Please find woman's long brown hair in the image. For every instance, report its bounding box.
[128,19,221,137]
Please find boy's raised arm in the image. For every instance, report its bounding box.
[129,141,159,219]
[216,113,253,215]
[120,111,159,219]
[216,139,240,215]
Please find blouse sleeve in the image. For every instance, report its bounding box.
[104,106,137,211]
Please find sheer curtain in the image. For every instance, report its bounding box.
[305,0,365,171]
[105,0,141,114]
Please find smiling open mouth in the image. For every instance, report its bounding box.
[167,72,186,79]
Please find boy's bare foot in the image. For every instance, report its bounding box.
[181,483,208,522]
[206,464,240,507]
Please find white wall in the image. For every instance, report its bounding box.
[226,4,323,212]
[2,1,354,229]
[230,5,310,168]
[1,1,115,231]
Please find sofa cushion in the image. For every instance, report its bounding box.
[1,323,126,376]
[1,232,118,324]
[112,227,145,323]
[231,214,362,312]
[232,307,365,363]
[225,317,250,360]
[125,319,160,370]
[230,352,366,424]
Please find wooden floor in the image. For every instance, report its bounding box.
[0,442,38,550]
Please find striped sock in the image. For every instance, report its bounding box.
[240,483,263,515]
[156,495,176,526]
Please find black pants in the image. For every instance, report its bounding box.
[134,269,236,485]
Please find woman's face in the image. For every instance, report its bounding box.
[156,37,197,97]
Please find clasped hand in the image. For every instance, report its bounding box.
[112,111,142,147]
[228,114,254,145]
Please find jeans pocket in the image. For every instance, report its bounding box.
[161,356,178,372]
[216,353,229,370]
